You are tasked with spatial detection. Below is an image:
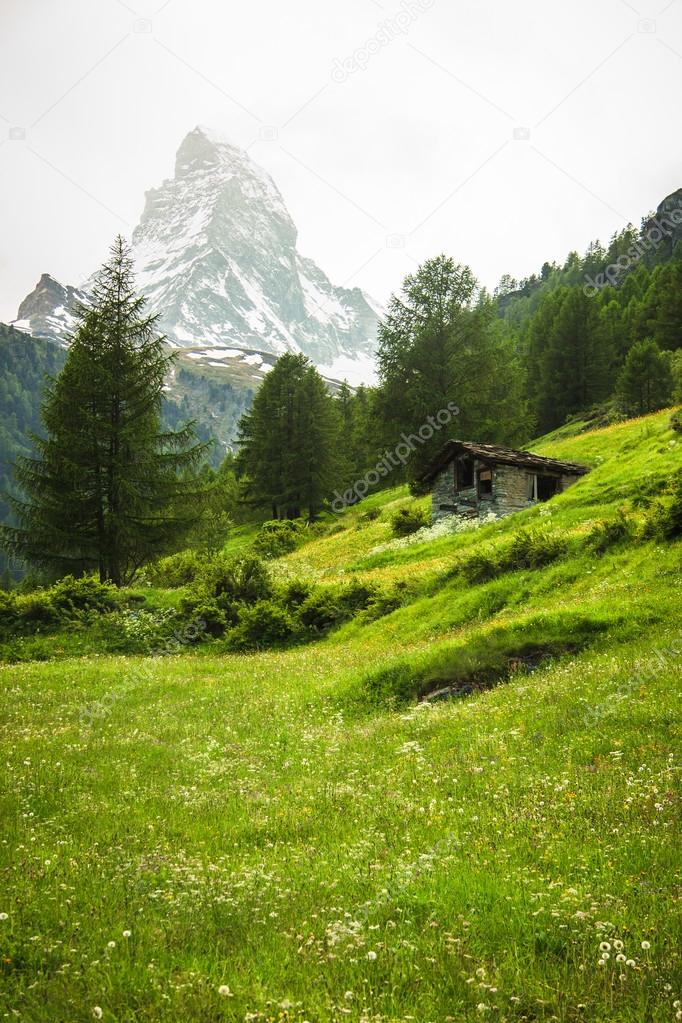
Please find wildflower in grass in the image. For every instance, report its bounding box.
[613,939,624,950]
[599,941,611,952]
[0,913,7,921]
[626,959,636,967]
[616,953,626,962]
[107,941,116,949]
[641,940,651,950]
[344,991,353,1001]
[218,985,233,997]
[367,950,377,961]
[92,1009,103,1020]
[122,930,131,938]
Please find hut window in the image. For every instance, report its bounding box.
[456,456,474,490]
[478,468,493,497]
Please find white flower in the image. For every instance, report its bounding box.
[641,941,651,950]
[0,913,8,921]
[367,950,377,961]
[107,941,116,949]
[476,1005,488,1014]
[122,930,131,939]
[613,939,624,950]
[344,991,353,1001]
[92,1010,103,1020]
[602,952,610,960]
[599,941,611,952]
[218,985,233,997]
[626,959,636,968]
[616,953,626,962]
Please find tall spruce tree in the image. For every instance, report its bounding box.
[237,353,342,520]
[616,339,674,416]
[1,237,208,585]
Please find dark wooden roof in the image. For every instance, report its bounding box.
[419,440,590,484]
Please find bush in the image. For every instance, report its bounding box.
[671,409,682,434]
[280,579,313,610]
[49,576,120,616]
[228,600,294,651]
[641,469,682,540]
[147,550,205,588]
[253,520,304,559]
[297,589,346,633]
[198,554,273,605]
[391,506,428,537]
[461,528,569,584]
[585,512,633,554]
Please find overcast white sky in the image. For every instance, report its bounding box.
[1,0,681,323]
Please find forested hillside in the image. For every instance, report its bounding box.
[497,189,682,431]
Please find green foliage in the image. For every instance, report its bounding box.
[0,575,121,639]
[584,511,633,554]
[237,352,344,520]
[377,255,528,480]
[146,549,205,588]
[227,600,295,651]
[641,469,682,539]
[616,339,674,416]
[252,519,304,558]
[1,238,210,585]
[391,505,428,537]
[461,528,569,584]
[191,553,272,606]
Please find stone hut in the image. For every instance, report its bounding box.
[420,440,589,523]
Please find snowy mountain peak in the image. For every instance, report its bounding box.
[13,126,380,383]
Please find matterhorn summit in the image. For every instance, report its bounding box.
[14,126,380,384]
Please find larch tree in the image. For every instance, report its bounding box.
[1,237,209,585]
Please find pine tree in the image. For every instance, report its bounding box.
[0,237,208,585]
[616,339,674,416]
[237,353,342,520]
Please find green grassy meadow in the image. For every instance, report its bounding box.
[1,409,682,1022]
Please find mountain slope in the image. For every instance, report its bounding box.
[1,409,681,1020]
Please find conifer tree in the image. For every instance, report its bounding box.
[237,353,342,520]
[1,237,208,585]
[616,339,673,416]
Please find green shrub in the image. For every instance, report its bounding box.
[253,520,304,559]
[228,600,294,651]
[147,549,205,588]
[49,576,120,616]
[391,506,428,537]
[585,512,633,554]
[641,469,682,539]
[671,408,682,433]
[297,589,346,633]
[461,528,569,584]
[198,554,273,605]
[280,579,313,610]
[184,599,229,638]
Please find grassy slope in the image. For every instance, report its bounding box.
[1,410,682,1022]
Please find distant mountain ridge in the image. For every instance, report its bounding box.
[12,126,380,386]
